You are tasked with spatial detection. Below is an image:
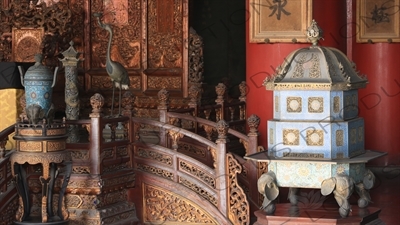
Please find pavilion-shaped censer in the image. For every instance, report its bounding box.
[245,20,386,219]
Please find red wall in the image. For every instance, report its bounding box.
[246,0,399,166]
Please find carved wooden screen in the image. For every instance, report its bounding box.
[87,0,188,97]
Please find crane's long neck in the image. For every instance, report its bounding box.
[106,27,112,65]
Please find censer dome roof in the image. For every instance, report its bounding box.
[264,20,368,91]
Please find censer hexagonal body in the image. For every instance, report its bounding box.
[19,54,58,114]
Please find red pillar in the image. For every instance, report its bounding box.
[353,43,400,166]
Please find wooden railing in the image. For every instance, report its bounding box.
[0,82,265,225]
[62,95,137,224]
[129,88,264,224]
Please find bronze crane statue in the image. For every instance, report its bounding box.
[93,12,130,116]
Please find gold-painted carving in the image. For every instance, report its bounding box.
[179,160,216,188]
[91,76,141,90]
[19,142,42,152]
[137,148,173,165]
[308,97,323,113]
[270,82,367,91]
[306,130,324,146]
[168,130,184,150]
[116,147,128,156]
[102,148,114,159]
[275,95,279,112]
[216,120,229,139]
[144,184,217,224]
[46,128,67,136]
[66,195,98,210]
[215,83,226,105]
[202,124,215,140]
[178,177,217,206]
[292,53,308,78]
[72,166,90,174]
[336,130,344,146]
[333,96,340,113]
[247,114,260,133]
[178,144,206,158]
[227,153,249,225]
[47,141,66,152]
[287,97,302,112]
[19,129,43,136]
[282,152,324,158]
[309,53,321,78]
[148,76,181,89]
[70,150,89,160]
[12,28,44,62]
[103,0,129,25]
[147,0,183,68]
[283,129,300,145]
[208,147,217,169]
[137,163,174,180]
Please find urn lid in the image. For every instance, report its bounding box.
[264,20,368,91]
[24,54,53,80]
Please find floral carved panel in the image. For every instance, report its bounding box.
[147,0,183,68]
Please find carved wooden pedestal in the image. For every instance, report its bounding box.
[254,203,384,225]
[11,122,71,225]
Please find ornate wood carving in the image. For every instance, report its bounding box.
[227,153,250,225]
[0,1,83,67]
[144,184,217,224]
[147,0,182,68]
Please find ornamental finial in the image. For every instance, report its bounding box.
[307,19,323,46]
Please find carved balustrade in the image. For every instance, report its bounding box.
[60,93,137,225]
[129,88,264,224]
[160,88,265,218]
[173,82,247,154]
[131,116,250,224]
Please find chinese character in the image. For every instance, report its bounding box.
[368,0,399,24]
[268,0,291,20]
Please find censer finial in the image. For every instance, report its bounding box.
[307,19,323,46]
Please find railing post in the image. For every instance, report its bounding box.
[215,120,229,216]
[215,83,226,121]
[246,114,265,210]
[247,114,260,156]
[89,93,104,175]
[188,84,202,132]
[158,89,169,147]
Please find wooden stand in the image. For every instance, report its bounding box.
[254,203,384,225]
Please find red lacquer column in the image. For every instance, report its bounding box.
[353,43,400,166]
